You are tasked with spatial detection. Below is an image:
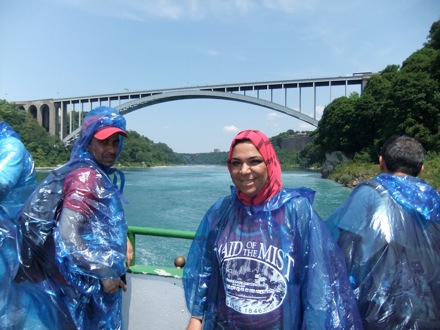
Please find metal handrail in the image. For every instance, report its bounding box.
[127,226,195,269]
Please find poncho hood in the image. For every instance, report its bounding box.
[70,106,127,165]
[0,121,20,140]
[373,173,440,222]
[67,106,127,192]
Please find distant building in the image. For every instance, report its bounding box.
[213,148,220,153]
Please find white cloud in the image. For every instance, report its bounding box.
[197,48,221,57]
[266,112,281,120]
[53,0,314,22]
[52,0,182,21]
[315,105,324,119]
[223,125,239,132]
[262,0,316,13]
[299,122,316,130]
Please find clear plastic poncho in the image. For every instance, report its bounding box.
[326,173,440,328]
[0,121,36,328]
[15,107,128,329]
[184,186,363,329]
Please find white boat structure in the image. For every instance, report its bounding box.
[122,226,193,330]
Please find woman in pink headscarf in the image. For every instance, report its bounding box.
[183,130,361,330]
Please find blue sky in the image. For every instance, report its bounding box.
[1,0,439,153]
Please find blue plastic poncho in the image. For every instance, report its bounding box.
[0,122,36,218]
[15,107,128,329]
[326,173,440,328]
[0,121,36,328]
[184,130,361,329]
[184,187,362,329]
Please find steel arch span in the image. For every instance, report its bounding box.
[16,73,376,143]
[64,90,318,144]
[116,90,319,126]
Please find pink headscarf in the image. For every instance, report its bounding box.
[227,130,282,206]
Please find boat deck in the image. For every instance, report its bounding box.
[123,272,190,330]
[123,226,194,329]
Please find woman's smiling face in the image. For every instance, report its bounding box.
[229,141,268,196]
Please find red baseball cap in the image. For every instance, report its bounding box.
[94,127,128,140]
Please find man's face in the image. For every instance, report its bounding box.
[89,133,121,167]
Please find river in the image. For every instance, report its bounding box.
[37,166,352,268]
[121,166,352,267]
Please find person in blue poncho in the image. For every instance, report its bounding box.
[15,106,129,329]
[0,121,36,328]
[183,130,362,330]
[326,135,440,329]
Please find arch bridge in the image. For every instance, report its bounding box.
[14,73,375,144]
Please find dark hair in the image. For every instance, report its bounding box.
[380,135,425,176]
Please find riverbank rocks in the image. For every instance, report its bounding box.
[321,151,349,178]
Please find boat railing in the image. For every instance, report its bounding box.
[127,225,195,278]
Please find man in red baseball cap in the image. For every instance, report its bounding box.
[15,106,130,329]
[94,126,128,140]
[89,125,128,168]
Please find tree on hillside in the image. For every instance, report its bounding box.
[119,130,187,166]
[376,71,440,152]
[311,19,440,164]
[313,94,359,156]
[0,100,69,166]
[424,20,440,85]
[425,19,440,49]
[400,48,438,74]
[0,101,188,167]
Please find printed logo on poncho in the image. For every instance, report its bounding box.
[218,241,293,315]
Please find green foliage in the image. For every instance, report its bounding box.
[401,48,438,74]
[329,161,379,187]
[420,156,440,189]
[313,96,359,156]
[376,71,440,152]
[301,19,440,190]
[299,141,322,168]
[423,21,440,84]
[425,20,440,49]
[113,130,187,166]
[0,100,69,166]
[311,19,440,164]
[181,152,228,165]
[0,100,187,168]
[353,150,373,163]
[274,148,301,169]
[331,154,440,190]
